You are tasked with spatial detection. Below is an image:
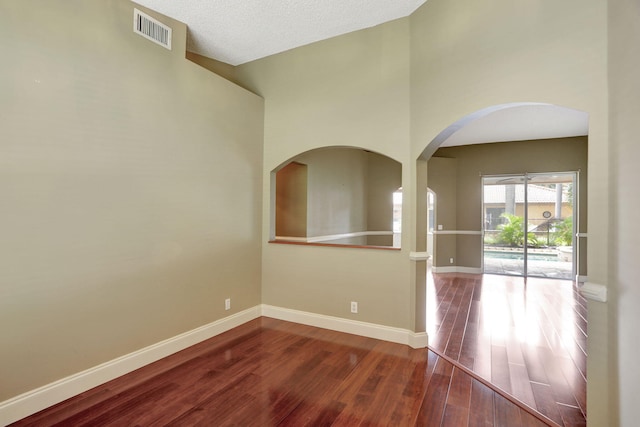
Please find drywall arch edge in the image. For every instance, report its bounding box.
[417,102,589,160]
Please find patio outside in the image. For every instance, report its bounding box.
[483,175,575,281]
[483,246,573,279]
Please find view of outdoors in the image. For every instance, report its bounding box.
[483,173,575,280]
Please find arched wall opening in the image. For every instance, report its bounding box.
[270,146,402,248]
[419,103,590,160]
[414,102,591,422]
[416,102,589,276]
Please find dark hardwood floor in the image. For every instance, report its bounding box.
[12,317,555,427]
[427,272,587,427]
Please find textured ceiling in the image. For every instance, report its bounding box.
[136,0,427,65]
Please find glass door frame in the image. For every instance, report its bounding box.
[481,171,578,279]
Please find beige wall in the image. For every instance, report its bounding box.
[237,19,414,329]
[366,152,402,232]
[430,138,588,272]
[2,0,633,425]
[296,148,368,236]
[410,0,609,424]
[186,52,244,90]
[609,0,640,425]
[426,157,458,266]
[0,0,263,401]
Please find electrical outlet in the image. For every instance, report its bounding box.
[449,257,454,264]
[351,301,358,314]
[225,298,231,310]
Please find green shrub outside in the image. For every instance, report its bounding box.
[552,216,573,246]
[496,213,539,247]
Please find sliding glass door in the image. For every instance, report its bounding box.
[482,172,576,279]
[483,176,526,276]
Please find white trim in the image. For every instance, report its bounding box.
[0,307,261,426]
[579,282,607,302]
[273,235,308,242]
[408,332,429,348]
[432,266,483,274]
[409,251,430,261]
[576,275,588,283]
[307,231,391,243]
[261,305,428,349]
[432,230,482,235]
[576,232,588,238]
[276,231,393,243]
[2,304,431,424]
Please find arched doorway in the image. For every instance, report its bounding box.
[416,103,589,425]
[420,103,588,279]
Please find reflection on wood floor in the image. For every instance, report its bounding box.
[12,317,555,427]
[427,271,587,427]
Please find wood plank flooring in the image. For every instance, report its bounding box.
[12,317,554,427]
[427,272,587,427]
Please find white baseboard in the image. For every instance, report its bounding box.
[579,282,607,302]
[432,266,483,274]
[0,306,261,426]
[408,332,429,349]
[2,304,429,425]
[261,305,428,349]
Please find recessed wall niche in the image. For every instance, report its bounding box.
[271,147,401,249]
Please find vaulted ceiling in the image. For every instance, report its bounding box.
[136,0,426,66]
[137,1,589,145]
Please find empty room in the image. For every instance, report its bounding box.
[1,0,639,426]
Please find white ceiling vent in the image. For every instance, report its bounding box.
[134,8,172,50]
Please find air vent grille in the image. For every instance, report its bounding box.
[133,8,172,50]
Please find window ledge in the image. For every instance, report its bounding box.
[268,240,401,251]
